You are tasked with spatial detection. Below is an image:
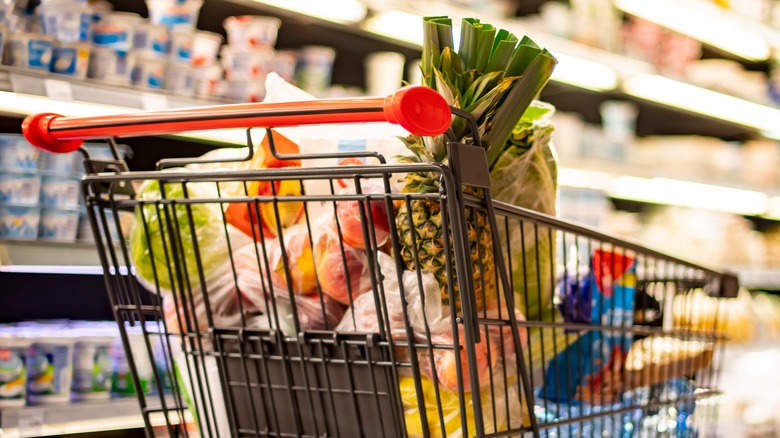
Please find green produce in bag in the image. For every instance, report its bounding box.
[489,101,557,320]
[488,102,578,382]
[130,177,230,293]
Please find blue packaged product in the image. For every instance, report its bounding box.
[0,204,40,240]
[51,42,90,77]
[541,249,636,402]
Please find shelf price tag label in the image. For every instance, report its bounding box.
[44,79,74,102]
[142,93,168,110]
[17,410,45,437]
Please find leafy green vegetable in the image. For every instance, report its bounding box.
[489,101,576,375]
[131,179,228,293]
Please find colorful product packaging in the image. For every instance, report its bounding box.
[540,249,637,402]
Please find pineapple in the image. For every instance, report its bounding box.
[393,17,556,313]
[395,151,496,312]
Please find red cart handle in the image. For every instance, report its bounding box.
[22,86,451,154]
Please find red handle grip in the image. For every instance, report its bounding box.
[22,86,451,153]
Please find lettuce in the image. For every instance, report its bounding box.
[130,178,228,293]
[490,101,557,321]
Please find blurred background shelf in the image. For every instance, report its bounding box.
[0,398,191,438]
[0,239,106,271]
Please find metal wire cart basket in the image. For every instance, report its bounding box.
[23,87,739,438]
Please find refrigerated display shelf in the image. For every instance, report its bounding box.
[0,65,225,111]
[0,398,192,438]
[736,268,780,291]
[0,240,106,270]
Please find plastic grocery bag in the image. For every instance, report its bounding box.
[336,252,444,339]
[262,73,409,220]
[161,260,252,334]
[314,217,374,304]
[184,147,252,197]
[130,174,253,295]
[400,369,525,438]
[233,242,345,336]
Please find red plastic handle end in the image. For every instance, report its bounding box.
[22,113,83,153]
[384,86,451,136]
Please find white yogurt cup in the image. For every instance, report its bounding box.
[131,56,166,89]
[0,169,42,204]
[146,0,203,29]
[223,79,264,102]
[110,329,153,397]
[0,204,40,240]
[164,62,194,96]
[6,33,55,70]
[295,45,336,97]
[88,47,135,85]
[169,25,194,65]
[221,46,272,81]
[71,335,113,401]
[50,41,90,78]
[89,0,113,24]
[133,22,170,57]
[271,49,297,83]
[0,135,40,170]
[38,2,92,43]
[191,30,222,67]
[26,335,76,405]
[193,64,222,97]
[223,15,280,49]
[91,12,140,51]
[0,335,31,408]
[40,174,80,208]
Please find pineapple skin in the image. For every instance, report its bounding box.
[395,176,496,313]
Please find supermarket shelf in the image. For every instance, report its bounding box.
[0,240,112,274]
[615,0,780,62]
[0,66,248,146]
[0,398,192,438]
[735,268,780,290]
[558,160,780,220]
[243,0,780,137]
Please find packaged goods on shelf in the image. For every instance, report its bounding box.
[146,0,203,29]
[0,334,31,408]
[223,15,280,49]
[131,55,166,89]
[6,32,54,70]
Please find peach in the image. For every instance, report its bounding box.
[431,327,491,393]
[336,180,390,250]
[484,301,529,360]
[267,224,318,295]
[314,222,372,304]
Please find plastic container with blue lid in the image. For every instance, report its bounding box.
[0,170,42,204]
[0,135,40,170]
[40,174,81,208]
[39,208,80,242]
[0,204,41,240]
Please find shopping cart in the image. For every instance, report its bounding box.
[23,87,738,438]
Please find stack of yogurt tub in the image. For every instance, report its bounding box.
[0,320,171,408]
[221,15,283,102]
[0,134,46,240]
[0,135,130,242]
[36,0,93,78]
